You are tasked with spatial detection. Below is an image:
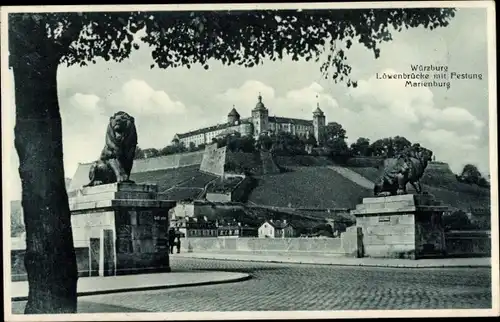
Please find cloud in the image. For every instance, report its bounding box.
[216,80,276,108]
[55,79,195,181]
[68,93,101,113]
[107,79,186,115]
[345,69,488,174]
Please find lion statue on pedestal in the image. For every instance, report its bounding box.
[374,144,433,196]
[84,111,138,187]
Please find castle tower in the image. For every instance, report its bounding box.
[313,102,326,145]
[251,93,269,138]
[227,105,240,124]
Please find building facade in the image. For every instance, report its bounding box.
[173,94,327,147]
[258,219,296,238]
[171,215,258,238]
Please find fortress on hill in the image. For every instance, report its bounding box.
[173,94,327,147]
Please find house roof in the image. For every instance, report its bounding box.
[262,219,292,229]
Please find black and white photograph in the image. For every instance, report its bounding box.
[2,2,498,320]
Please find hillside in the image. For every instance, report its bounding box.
[130,165,217,195]
[347,166,490,210]
[247,167,371,209]
[68,149,489,213]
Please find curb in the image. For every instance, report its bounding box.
[182,255,491,269]
[11,274,252,302]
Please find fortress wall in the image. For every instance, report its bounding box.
[132,155,179,173]
[200,145,227,176]
[69,163,93,191]
[179,151,204,167]
[427,162,453,172]
[132,151,204,173]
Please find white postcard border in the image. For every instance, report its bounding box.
[1,1,498,321]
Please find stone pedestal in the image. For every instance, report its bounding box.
[68,182,176,276]
[351,194,448,259]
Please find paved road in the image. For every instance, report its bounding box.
[12,257,492,313]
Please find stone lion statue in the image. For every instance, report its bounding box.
[84,111,138,187]
[374,144,433,196]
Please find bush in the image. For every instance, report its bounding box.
[443,210,479,231]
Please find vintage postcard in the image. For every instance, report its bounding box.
[2,1,498,321]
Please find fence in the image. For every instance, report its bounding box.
[445,230,491,257]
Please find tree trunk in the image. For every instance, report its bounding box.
[10,15,78,314]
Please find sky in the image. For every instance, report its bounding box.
[4,7,492,201]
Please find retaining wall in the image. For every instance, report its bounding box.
[182,226,361,257]
[11,247,91,282]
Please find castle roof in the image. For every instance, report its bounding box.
[228,107,240,117]
[269,116,313,126]
[175,120,252,139]
[253,94,267,111]
[313,105,324,116]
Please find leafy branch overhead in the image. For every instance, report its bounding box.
[9,8,455,87]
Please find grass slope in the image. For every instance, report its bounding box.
[248,167,371,209]
[347,166,490,210]
[130,165,216,192]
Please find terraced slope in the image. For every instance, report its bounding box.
[130,165,217,194]
[248,167,371,209]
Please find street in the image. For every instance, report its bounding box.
[12,257,492,313]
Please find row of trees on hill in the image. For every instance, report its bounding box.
[350,136,414,158]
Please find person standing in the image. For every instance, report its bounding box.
[168,227,176,254]
[175,228,182,254]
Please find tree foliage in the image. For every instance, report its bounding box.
[368,136,414,158]
[443,210,479,231]
[160,141,187,155]
[257,134,274,151]
[11,201,25,237]
[134,146,144,159]
[458,164,489,188]
[269,131,308,156]
[321,122,350,160]
[350,137,371,156]
[214,133,256,153]
[9,9,456,85]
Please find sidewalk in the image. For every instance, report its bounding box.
[11,270,251,302]
[176,252,491,268]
